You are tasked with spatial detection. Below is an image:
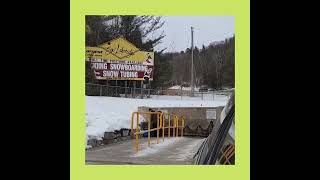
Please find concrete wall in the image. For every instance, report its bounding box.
[138,106,224,137]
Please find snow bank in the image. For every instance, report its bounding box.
[168,85,199,91]
[86,94,228,144]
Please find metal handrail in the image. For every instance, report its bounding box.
[131,111,185,152]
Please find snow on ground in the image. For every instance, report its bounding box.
[131,137,205,161]
[131,138,181,157]
[132,137,183,157]
[86,94,229,145]
[168,85,199,91]
[149,93,222,101]
[131,137,205,159]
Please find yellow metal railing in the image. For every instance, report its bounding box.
[131,111,185,152]
[161,113,185,140]
[219,144,235,165]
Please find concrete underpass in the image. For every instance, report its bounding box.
[86,136,205,165]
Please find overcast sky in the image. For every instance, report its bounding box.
[148,16,234,53]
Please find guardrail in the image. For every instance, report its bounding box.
[131,111,185,152]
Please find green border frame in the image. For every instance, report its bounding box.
[71,0,250,179]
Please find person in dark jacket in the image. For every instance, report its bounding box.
[149,108,156,137]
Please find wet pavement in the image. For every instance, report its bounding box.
[86,136,205,165]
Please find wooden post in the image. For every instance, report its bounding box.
[140,81,143,99]
[106,80,109,95]
[148,81,151,98]
[115,80,118,96]
[125,80,128,98]
[133,81,136,98]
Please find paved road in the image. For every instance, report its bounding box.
[86,136,205,165]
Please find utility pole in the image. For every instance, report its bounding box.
[215,58,219,90]
[190,26,194,97]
